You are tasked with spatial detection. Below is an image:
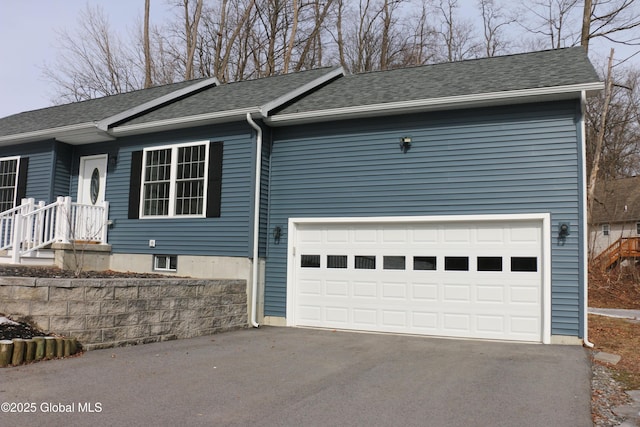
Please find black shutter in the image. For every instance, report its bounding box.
[206,142,223,218]
[15,157,28,202]
[128,151,143,219]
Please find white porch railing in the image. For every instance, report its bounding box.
[0,196,109,264]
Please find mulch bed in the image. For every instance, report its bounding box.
[0,317,49,341]
[0,264,175,279]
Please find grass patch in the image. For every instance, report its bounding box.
[589,314,640,390]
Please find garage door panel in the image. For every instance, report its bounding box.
[382,310,407,327]
[443,313,471,331]
[353,281,377,297]
[476,285,505,303]
[443,284,472,302]
[412,228,438,243]
[477,315,505,333]
[353,308,377,326]
[381,282,407,299]
[299,279,322,295]
[412,283,438,300]
[325,307,349,324]
[325,280,349,297]
[292,220,544,342]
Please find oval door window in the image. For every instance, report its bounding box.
[90,168,100,205]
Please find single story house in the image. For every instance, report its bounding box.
[590,176,640,264]
[0,47,602,345]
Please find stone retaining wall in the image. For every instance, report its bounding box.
[0,277,247,350]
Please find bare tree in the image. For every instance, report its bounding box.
[588,49,616,221]
[44,4,142,102]
[184,0,204,80]
[581,0,640,54]
[478,0,516,56]
[295,0,336,71]
[586,63,640,180]
[518,0,580,49]
[433,0,481,62]
[144,0,153,88]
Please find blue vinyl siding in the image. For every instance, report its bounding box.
[265,101,584,337]
[72,123,256,257]
[0,140,58,203]
[52,142,73,199]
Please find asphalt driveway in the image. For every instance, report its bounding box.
[0,327,591,427]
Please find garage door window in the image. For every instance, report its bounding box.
[511,257,537,272]
[301,255,320,268]
[445,256,469,271]
[414,256,436,270]
[478,257,503,271]
[327,255,347,269]
[355,256,376,269]
[383,256,405,270]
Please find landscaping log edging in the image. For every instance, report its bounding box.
[0,336,79,367]
[0,277,247,351]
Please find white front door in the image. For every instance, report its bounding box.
[78,155,107,206]
[76,155,108,241]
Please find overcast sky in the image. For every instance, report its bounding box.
[0,1,635,119]
[0,0,172,118]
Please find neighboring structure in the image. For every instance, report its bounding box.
[0,47,602,345]
[590,176,640,267]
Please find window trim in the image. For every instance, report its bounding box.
[602,223,610,236]
[0,156,21,212]
[139,141,210,219]
[153,254,178,272]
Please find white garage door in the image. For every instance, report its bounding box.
[288,217,547,342]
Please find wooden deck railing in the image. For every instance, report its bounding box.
[593,237,640,269]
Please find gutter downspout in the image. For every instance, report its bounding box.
[246,113,262,328]
[580,90,594,348]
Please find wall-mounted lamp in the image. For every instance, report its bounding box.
[400,136,412,153]
[558,223,570,245]
[109,154,118,168]
[273,226,282,244]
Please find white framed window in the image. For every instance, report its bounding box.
[153,255,177,272]
[602,224,610,236]
[141,141,209,218]
[0,156,20,212]
[636,222,640,235]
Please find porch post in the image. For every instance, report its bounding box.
[101,201,109,243]
[10,198,33,264]
[55,196,72,244]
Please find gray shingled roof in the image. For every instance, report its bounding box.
[0,79,199,138]
[274,47,600,116]
[0,48,599,141]
[118,67,336,126]
[592,176,640,224]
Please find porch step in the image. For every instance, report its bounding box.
[0,250,55,266]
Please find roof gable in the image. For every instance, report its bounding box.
[0,67,343,145]
[592,176,640,224]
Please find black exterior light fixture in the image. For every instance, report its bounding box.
[108,154,118,169]
[400,136,412,153]
[273,226,282,244]
[558,222,570,245]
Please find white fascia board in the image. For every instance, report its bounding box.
[260,67,345,116]
[110,107,259,136]
[0,122,114,146]
[267,82,605,126]
[97,76,220,131]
